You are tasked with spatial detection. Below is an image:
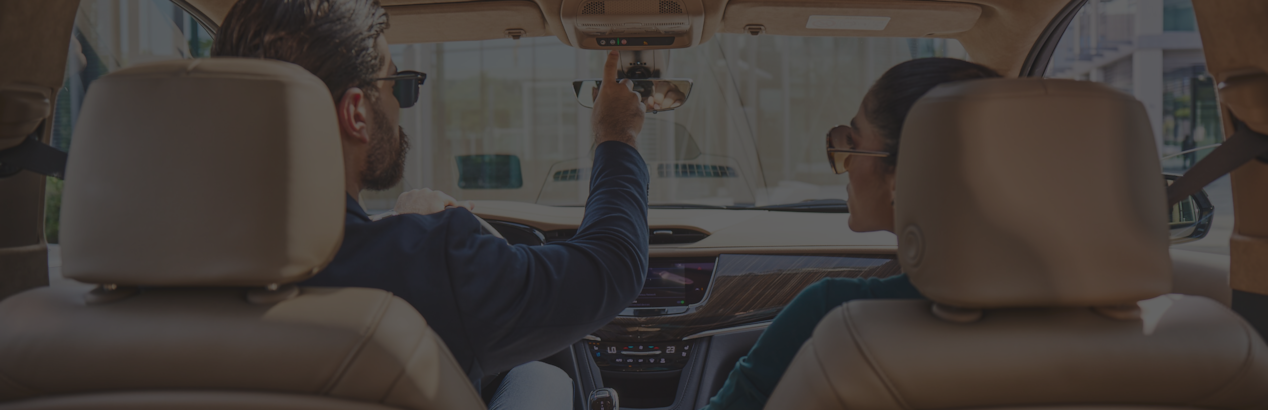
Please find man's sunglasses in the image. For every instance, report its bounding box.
[826,125,891,174]
[374,70,427,108]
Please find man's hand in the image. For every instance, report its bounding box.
[591,50,644,147]
[393,188,472,216]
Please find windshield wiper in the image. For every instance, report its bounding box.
[647,199,849,213]
[750,199,849,213]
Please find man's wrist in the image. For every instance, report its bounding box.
[595,131,637,147]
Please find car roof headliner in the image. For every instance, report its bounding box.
[183,0,1072,77]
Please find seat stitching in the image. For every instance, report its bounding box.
[379,336,422,403]
[1189,305,1262,406]
[320,290,395,395]
[810,341,850,409]
[380,327,483,406]
[843,303,912,410]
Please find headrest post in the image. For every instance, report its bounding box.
[84,284,137,305]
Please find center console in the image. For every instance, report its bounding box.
[586,258,719,408]
[586,340,696,371]
[619,259,717,317]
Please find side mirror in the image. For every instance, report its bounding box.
[573,79,693,112]
[1165,174,1214,244]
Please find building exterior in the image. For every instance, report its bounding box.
[1046,0,1217,171]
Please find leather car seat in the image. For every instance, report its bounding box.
[0,59,486,410]
[764,79,1268,409]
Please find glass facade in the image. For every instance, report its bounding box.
[47,0,211,242]
[1045,0,1230,255]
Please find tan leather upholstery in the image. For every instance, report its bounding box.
[0,287,483,410]
[0,59,485,410]
[0,391,400,410]
[60,58,345,288]
[765,79,1268,409]
[1218,70,1268,135]
[1214,70,1268,296]
[768,297,1268,409]
[895,79,1171,309]
[1192,2,1268,297]
[1170,249,1231,306]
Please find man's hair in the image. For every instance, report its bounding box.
[212,0,390,101]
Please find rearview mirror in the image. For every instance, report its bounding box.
[573,79,693,113]
[1165,174,1214,244]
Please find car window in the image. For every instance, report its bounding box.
[370,36,967,211]
[1044,0,1229,255]
[45,0,213,244]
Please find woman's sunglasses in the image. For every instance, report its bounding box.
[826,125,891,174]
[374,70,427,108]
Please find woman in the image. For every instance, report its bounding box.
[701,58,1000,410]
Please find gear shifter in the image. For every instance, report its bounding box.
[588,387,619,410]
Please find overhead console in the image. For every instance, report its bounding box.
[560,0,707,50]
[720,0,981,38]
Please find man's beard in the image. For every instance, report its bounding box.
[361,103,409,191]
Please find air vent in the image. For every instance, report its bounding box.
[552,168,590,182]
[650,228,708,244]
[658,0,683,14]
[581,1,604,14]
[657,164,739,178]
[542,228,708,245]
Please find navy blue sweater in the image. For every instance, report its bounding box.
[303,141,650,387]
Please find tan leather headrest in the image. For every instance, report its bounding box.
[61,58,345,287]
[895,79,1172,309]
[1218,69,1268,135]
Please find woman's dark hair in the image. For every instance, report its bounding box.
[212,0,390,101]
[866,57,1001,168]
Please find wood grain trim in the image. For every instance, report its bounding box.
[650,246,896,258]
[593,254,902,342]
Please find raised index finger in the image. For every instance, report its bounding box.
[602,50,620,85]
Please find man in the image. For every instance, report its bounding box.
[211,0,651,407]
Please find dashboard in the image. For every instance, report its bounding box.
[473,201,904,407]
[470,201,1236,409]
[474,200,902,375]
[588,254,899,372]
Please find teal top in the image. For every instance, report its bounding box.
[700,273,923,410]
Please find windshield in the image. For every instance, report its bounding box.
[364,35,966,211]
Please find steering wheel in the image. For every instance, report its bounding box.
[472,213,506,240]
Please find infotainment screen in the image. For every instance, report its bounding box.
[629,261,716,308]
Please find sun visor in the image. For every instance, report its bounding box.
[722,0,981,38]
[561,0,708,50]
[386,1,552,44]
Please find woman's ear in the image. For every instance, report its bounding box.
[337,87,372,145]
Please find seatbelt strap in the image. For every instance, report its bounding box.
[1166,120,1268,206]
[0,131,68,179]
